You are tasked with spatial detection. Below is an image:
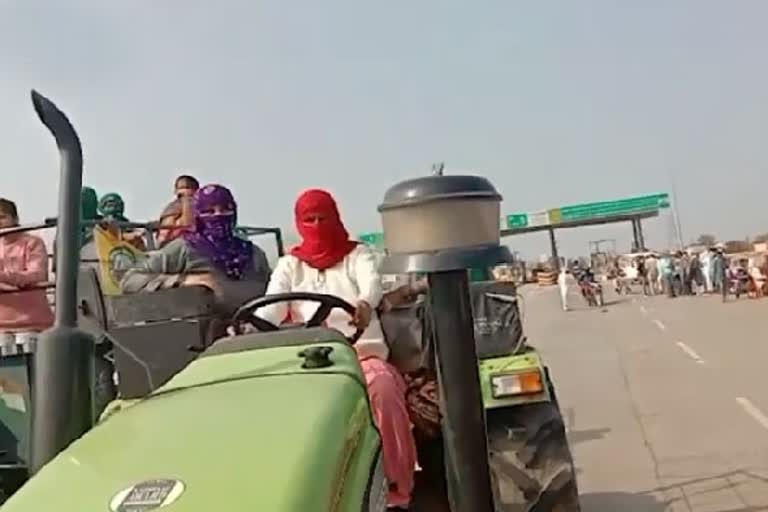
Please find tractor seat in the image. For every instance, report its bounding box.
[76,276,222,400]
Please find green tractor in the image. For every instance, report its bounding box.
[0,91,579,511]
[0,187,285,501]
[368,235,580,508]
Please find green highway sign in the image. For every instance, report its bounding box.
[505,193,670,230]
[507,213,528,228]
[559,193,670,221]
[358,231,385,247]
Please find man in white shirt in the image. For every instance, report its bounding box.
[558,266,571,311]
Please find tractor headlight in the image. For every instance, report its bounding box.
[490,370,544,398]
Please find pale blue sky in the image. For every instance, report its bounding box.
[2,1,767,259]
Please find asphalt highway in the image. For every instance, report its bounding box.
[521,283,768,511]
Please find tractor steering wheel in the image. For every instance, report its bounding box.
[231,292,364,344]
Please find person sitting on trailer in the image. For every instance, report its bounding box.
[80,186,102,247]
[0,198,54,333]
[119,184,271,318]
[156,174,200,248]
[52,186,103,273]
[98,192,147,251]
[254,188,417,510]
[78,186,103,269]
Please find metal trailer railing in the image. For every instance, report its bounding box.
[0,220,285,306]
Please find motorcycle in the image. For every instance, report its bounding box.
[728,268,750,299]
[579,279,604,307]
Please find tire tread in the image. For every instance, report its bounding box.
[488,402,580,511]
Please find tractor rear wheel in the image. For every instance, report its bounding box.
[488,402,580,511]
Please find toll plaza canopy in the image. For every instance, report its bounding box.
[361,192,670,242]
[360,192,671,269]
[502,192,670,235]
[501,210,659,236]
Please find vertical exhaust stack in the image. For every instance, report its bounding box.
[29,91,95,474]
[378,174,512,512]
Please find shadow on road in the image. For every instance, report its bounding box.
[567,427,611,445]
[652,469,768,512]
[578,491,668,511]
[579,470,768,511]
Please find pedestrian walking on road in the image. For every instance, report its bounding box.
[676,252,690,296]
[636,256,650,296]
[689,253,704,295]
[657,255,667,295]
[659,253,676,298]
[646,254,659,295]
[701,249,714,293]
[558,267,571,311]
[712,249,725,294]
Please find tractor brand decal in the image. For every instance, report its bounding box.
[109,479,185,512]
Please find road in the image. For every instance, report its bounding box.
[521,283,768,511]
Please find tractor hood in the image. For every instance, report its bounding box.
[3,336,381,512]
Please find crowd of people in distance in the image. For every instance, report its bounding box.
[556,247,768,312]
[609,249,768,299]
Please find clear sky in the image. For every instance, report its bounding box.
[2,1,767,260]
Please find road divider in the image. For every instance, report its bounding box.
[675,341,705,364]
[736,397,768,431]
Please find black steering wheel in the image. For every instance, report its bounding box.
[231,292,364,343]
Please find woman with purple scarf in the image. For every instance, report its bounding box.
[120,184,271,314]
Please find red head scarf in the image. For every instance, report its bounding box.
[291,189,358,270]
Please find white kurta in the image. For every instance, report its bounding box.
[557,269,571,309]
[256,244,388,360]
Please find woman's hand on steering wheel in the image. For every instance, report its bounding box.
[350,300,372,331]
[230,292,365,344]
[226,322,257,337]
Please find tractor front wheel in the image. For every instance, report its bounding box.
[488,402,581,511]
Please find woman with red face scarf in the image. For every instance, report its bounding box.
[257,189,416,510]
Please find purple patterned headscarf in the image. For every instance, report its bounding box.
[183,184,254,279]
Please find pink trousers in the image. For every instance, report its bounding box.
[359,356,417,508]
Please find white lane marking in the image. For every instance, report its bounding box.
[675,341,705,364]
[653,319,666,331]
[639,305,648,315]
[736,397,768,431]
